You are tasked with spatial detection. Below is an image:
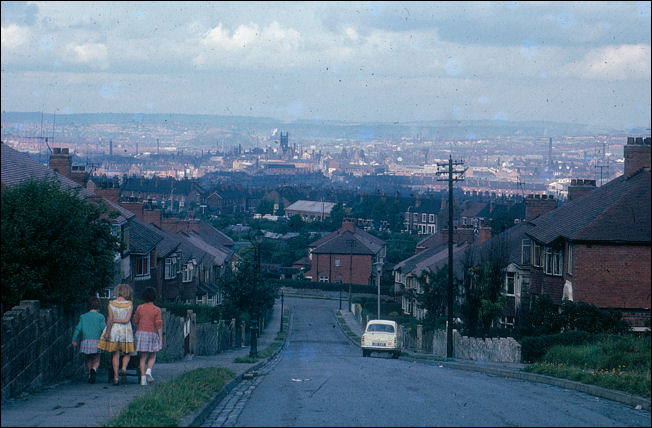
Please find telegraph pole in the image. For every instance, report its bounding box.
[436,155,466,358]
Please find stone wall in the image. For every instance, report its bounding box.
[431,329,522,363]
[2,300,84,401]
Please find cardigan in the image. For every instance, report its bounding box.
[72,311,106,342]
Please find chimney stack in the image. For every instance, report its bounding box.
[525,194,557,222]
[568,179,596,202]
[341,217,355,233]
[48,147,73,178]
[623,136,651,177]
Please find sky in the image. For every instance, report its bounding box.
[1,1,650,130]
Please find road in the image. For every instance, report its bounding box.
[203,297,650,427]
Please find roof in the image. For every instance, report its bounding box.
[149,224,212,267]
[122,176,205,196]
[527,168,651,245]
[467,221,535,268]
[286,200,336,214]
[394,242,470,278]
[197,220,234,248]
[129,218,164,254]
[182,231,235,266]
[309,225,385,256]
[1,143,93,197]
[88,196,135,225]
[460,202,489,218]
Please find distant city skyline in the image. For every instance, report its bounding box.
[1,1,650,131]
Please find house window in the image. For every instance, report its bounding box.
[165,255,178,280]
[319,274,329,282]
[543,247,563,276]
[335,258,341,267]
[532,241,542,267]
[506,272,515,295]
[422,213,427,223]
[567,244,573,275]
[500,316,515,327]
[521,239,531,265]
[182,263,193,283]
[413,213,418,221]
[135,254,150,277]
[429,214,435,223]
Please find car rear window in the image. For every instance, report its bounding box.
[367,324,395,333]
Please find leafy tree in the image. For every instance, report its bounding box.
[2,178,119,312]
[415,267,449,330]
[221,259,279,326]
[328,202,345,230]
[256,199,275,215]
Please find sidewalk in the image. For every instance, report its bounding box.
[337,308,650,412]
[0,300,284,427]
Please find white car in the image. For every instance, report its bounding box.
[361,319,401,358]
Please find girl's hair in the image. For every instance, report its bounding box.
[114,284,133,300]
[88,296,101,311]
[143,287,157,303]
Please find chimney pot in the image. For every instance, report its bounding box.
[627,137,635,144]
[635,137,643,144]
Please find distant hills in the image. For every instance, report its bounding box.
[2,111,648,141]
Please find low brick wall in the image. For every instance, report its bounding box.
[1,300,84,401]
[431,330,522,363]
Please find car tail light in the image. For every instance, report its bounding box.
[361,334,366,344]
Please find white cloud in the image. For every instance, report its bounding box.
[1,24,30,49]
[64,42,108,68]
[569,44,651,80]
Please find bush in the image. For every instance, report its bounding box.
[520,330,596,363]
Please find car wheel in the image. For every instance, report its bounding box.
[392,350,400,359]
[362,349,368,357]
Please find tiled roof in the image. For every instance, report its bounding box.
[1,143,93,197]
[528,169,651,245]
[309,225,385,256]
[181,232,234,266]
[311,230,377,255]
[467,222,535,267]
[149,224,213,267]
[394,242,470,278]
[197,220,234,247]
[122,177,205,196]
[88,196,135,225]
[129,218,164,254]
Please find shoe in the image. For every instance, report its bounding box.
[145,370,154,383]
[140,376,147,386]
[113,378,119,386]
[89,369,96,384]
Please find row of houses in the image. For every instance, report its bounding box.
[2,143,238,304]
[393,137,651,330]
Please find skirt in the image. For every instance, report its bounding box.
[135,331,162,353]
[80,339,100,354]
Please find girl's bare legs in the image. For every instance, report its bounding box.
[121,353,130,372]
[147,352,156,370]
[112,351,120,381]
[139,352,147,377]
[90,353,100,371]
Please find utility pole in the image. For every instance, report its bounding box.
[346,239,356,312]
[436,154,466,358]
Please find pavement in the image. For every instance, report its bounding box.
[1,296,648,428]
[0,300,285,427]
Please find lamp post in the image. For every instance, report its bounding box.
[374,261,383,319]
[249,229,263,358]
[279,290,284,332]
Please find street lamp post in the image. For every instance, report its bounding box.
[249,229,263,358]
[374,261,383,319]
[279,290,284,332]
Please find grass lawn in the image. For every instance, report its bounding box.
[103,367,234,427]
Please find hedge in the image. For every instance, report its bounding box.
[520,330,598,363]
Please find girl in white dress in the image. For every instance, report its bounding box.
[98,284,135,385]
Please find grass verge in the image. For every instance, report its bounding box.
[233,308,290,364]
[102,367,234,427]
[524,335,650,398]
[336,311,361,342]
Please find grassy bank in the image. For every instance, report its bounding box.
[524,335,650,398]
[103,367,234,427]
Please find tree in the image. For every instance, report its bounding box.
[415,267,449,330]
[2,178,119,312]
[256,199,275,215]
[221,259,279,325]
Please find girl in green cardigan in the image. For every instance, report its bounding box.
[72,297,106,384]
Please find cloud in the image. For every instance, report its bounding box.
[569,44,651,80]
[194,20,301,67]
[64,42,108,68]
[1,24,31,49]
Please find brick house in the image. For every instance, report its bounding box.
[403,196,442,235]
[305,218,386,285]
[525,137,651,329]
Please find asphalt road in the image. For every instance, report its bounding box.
[207,297,650,427]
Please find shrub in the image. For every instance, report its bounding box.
[520,330,596,363]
